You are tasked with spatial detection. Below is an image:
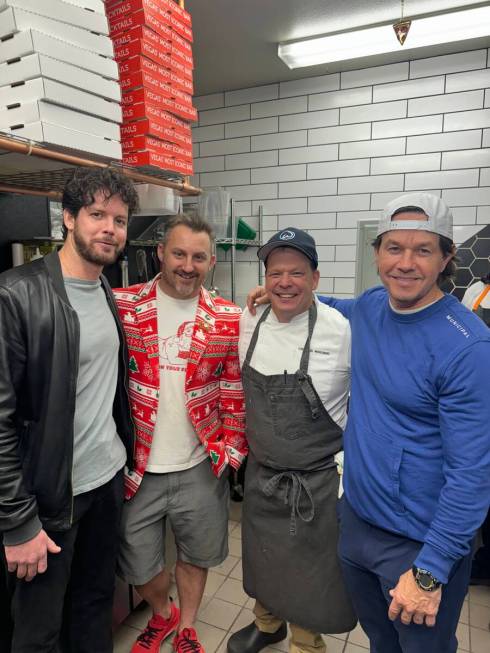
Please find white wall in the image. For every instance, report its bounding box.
[191,48,490,302]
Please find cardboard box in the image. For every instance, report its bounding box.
[122,108,192,147]
[0,0,109,35]
[120,68,193,107]
[109,10,193,54]
[0,77,122,123]
[106,0,192,42]
[121,96,190,134]
[121,133,192,161]
[122,87,196,123]
[112,22,192,65]
[65,0,105,13]
[113,27,193,79]
[121,117,192,150]
[0,100,120,140]
[0,53,121,102]
[0,29,119,80]
[0,6,114,56]
[123,148,193,175]
[118,55,192,95]
[105,0,191,28]
[6,120,122,159]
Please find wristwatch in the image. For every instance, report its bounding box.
[412,565,442,592]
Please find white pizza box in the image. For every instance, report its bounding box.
[0,53,121,102]
[0,78,122,123]
[0,30,119,80]
[0,7,113,57]
[0,100,120,140]
[62,0,105,14]
[4,120,122,159]
[0,0,109,35]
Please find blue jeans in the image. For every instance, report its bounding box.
[338,497,472,653]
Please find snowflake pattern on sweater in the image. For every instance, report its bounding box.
[113,276,247,499]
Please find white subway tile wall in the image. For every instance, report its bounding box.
[192,48,490,301]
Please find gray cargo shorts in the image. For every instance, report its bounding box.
[117,459,230,586]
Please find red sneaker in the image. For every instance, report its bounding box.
[173,627,205,653]
[131,602,180,652]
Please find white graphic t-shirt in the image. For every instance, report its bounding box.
[146,285,207,472]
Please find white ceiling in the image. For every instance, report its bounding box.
[185,0,490,96]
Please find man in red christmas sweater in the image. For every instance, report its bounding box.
[113,213,247,653]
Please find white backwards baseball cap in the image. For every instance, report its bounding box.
[377,192,453,241]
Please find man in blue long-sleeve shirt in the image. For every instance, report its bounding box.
[248,192,490,653]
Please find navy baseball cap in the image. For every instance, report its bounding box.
[257,227,318,269]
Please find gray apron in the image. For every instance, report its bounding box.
[241,304,356,634]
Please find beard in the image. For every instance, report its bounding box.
[160,267,201,298]
[73,226,123,266]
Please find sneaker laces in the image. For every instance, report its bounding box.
[175,628,202,653]
[136,623,163,649]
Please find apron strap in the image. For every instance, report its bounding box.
[298,302,317,373]
[297,302,322,418]
[262,470,315,536]
[243,304,273,366]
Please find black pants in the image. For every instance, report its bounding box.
[9,470,124,653]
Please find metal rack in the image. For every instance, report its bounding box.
[0,133,201,198]
[217,200,263,303]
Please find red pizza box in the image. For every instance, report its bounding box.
[122,88,196,123]
[120,68,191,105]
[118,55,193,95]
[107,0,192,43]
[114,33,193,80]
[121,116,191,149]
[121,96,191,133]
[105,0,192,28]
[124,117,191,148]
[123,149,193,175]
[112,23,193,65]
[121,133,192,161]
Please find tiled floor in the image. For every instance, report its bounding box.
[114,502,490,653]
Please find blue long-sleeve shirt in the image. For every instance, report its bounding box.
[320,287,490,583]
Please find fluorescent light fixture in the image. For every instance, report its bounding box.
[278,5,490,69]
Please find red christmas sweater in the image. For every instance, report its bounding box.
[114,276,247,499]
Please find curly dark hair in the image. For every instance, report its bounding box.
[61,167,139,238]
[372,206,458,286]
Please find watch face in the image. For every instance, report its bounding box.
[418,572,434,590]
[412,566,440,591]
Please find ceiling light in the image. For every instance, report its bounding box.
[278,5,490,69]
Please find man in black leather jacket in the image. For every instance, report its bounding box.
[0,168,138,652]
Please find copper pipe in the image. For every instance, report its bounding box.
[0,135,201,196]
[0,184,61,199]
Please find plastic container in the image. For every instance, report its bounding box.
[135,184,182,216]
[218,218,257,251]
[197,187,230,238]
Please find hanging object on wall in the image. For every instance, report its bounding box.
[393,0,411,45]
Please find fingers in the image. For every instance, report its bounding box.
[388,598,402,621]
[425,613,437,627]
[46,536,61,554]
[400,609,414,625]
[25,562,39,582]
[15,563,27,580]
[412,612,425,625]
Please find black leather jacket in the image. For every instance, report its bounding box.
[0,251,134,545]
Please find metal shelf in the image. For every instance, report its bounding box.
[0,132,201,198]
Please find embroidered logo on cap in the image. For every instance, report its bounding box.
[279,230,295,241]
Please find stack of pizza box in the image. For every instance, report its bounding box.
[105,0,195,176]
[0,0,122,160]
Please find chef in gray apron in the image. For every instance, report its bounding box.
[228,228,356,653]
